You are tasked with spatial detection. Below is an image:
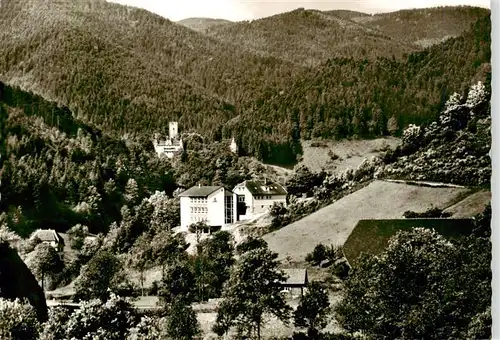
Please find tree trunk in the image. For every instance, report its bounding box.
[140,270,144,296]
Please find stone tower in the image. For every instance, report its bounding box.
[169,122,178,139]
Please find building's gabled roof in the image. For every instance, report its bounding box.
[30,229,63,244]
[237,180,288,196]
[178,186,223,197]
[282,268,308,286]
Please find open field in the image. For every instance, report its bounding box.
[263,180,471,262]
[197,294,344,339]
[442,189,491,218]
[343,218,476,263]
[299,137,401,173]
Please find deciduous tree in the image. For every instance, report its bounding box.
[294,281,331,338]
[214,245,292,339]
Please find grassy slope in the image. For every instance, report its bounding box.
[343,218,476,263]
[299,137,401,173]
[263,180,470,262]
[177,17,232,32]
[442,190,491,218]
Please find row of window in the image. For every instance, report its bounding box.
[191,207,208,213]
[191,216,208,223]
[255,195,272,200]
[190,197,208,203]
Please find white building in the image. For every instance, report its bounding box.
[229,137,238,154]
[233,179,287,220]
[29,229,65,258]
[178,185,237,231]
[153,122,184,158]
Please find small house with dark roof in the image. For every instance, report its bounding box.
[233,179,287,220]
[178,185,237,231]
[29,229,65,257]
[279,268,309,297]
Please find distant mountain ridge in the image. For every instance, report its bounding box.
[203,6,489,65]
[204,8,417,66]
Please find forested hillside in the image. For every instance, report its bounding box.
[0,81,270,237]
[350,6,490,47]
[0,0,491,165]
[232,15,491,151]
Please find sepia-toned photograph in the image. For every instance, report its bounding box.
[0,0,493,338]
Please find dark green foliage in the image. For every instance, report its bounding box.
[403,207,452,218]
[343,218,476,264]
[269,202,289,230]
[305,244,327,265]
[62,295,138,340]
[214,245,292,339]
[294,281,331,338]
[194,231,235,300]
[330,259,351,280]
[24,243,64,291]
[0,241,48,322]
[336,227,491,339]
[151,231,189,277]
[235,235,268,255]
[0,84,178,237]
[164,300,201,340]
[0,1,491,164]
[73,250,128,302]
[472,202,491,237]
[66,224,89,251]
[158,261,196,305]
[285,165,326,197]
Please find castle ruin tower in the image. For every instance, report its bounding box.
[169,122,179,140]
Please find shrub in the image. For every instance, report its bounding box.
[0,298,40,340]
[305,244,328,266]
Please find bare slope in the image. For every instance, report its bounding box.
[263,180,470,262]
[299,137,401,173]
[177,17,232,32]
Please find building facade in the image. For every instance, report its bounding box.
[233,179,287,220]
[179,185,238,231]
[279,268,309,297]
[30,229,65,258]
[153,121,183,158]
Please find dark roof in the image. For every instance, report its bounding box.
[282,268,308,285]
[178,185,234,197]
[30,229,63,244]
[239,180,287,196]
